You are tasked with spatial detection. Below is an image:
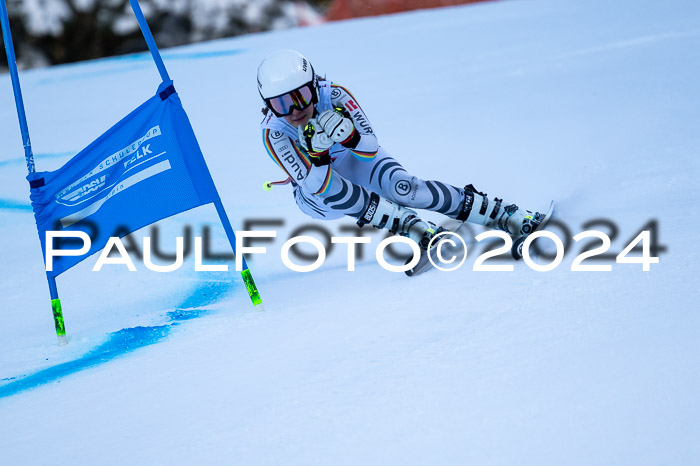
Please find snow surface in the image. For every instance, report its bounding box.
[1,0,700,464]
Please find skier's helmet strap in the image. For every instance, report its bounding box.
[257,50,317,100]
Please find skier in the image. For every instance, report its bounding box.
[258,49,547,250]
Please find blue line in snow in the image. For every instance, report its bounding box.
[164,48,247,61]
[0,152,75,168]
[0,278,232,399]
[35,48,246,85]
[0,325,172,399]
[109,48,246,63]
[0,153,73,213]
[0,199,32,211]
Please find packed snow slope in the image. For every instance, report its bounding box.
[1,0,699,464]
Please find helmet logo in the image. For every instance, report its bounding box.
[302,59,308,72]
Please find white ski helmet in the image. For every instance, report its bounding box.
[257,50,319,115]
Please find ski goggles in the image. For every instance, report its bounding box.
[265,83,317,117]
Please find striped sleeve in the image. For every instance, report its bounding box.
[314,166,333,195]
[262,129,288,173]
[262,129,311,184]
[330,84,379,161]
[261,127,370,219]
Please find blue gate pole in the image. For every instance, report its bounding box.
[128,0,170,83]
[0,0,33,174]
[214,200,264,310]
[128,0,263,309]
[1,0,67,345]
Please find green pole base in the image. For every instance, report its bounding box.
[240,269,263,308]
[51,298,68,345]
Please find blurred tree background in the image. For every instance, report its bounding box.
[0,0,484,69]
[1,0,329,69]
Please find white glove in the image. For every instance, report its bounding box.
[317,108,355,143]
[298,118,333,156]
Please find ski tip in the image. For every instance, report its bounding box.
[537,200,556,231]
[545,200,555,216]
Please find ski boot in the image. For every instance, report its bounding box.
[455,184,552,259]
[357,192,442,249]
[511,201,554,259]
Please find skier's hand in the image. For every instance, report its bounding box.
[298,118,333,165]
[317,108,356,144]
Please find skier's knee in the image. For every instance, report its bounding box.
[385,175,422,206]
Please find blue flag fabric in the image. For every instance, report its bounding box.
[27,81,220,277]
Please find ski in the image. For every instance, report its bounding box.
[405,220,471,277]
[406,200,556,276]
